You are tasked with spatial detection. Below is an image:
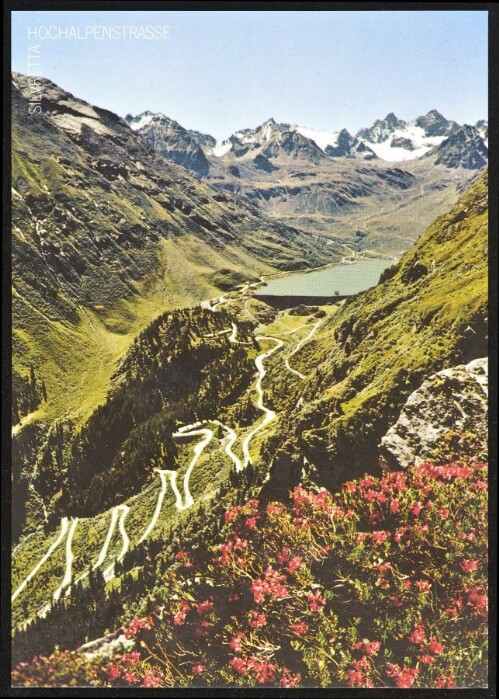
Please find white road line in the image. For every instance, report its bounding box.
[284,319,324,379]
[93,507,120,569]
[211,419,242,471]
[170,428,214,510]
[12,517,69,602]
[204,329,231,338]
[164,470,184,510]
[211,296,226,311]
[53,517,79,601]
[137,470,169,544]
[116,507,130,561]
[229,322,238,343]
[242,336,284,467]
[103,505,130,581]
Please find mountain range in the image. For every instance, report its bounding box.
[126,108,487,170]
[126,109,487,247]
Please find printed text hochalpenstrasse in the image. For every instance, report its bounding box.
[27,25,170,40]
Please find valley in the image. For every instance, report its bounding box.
[10,69,488,688]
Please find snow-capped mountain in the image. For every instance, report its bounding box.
[204,118,377,162]
[356,112,407,144]
[323,129,377,160]
[205,118,328,165]
[127,109,487,172]
[475,120,488,144]
[414,109,460,137]
[354,110,465,162]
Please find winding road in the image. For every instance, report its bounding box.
[12,517,69,602]
[103,505,130,581]
[242,336,284,467]
[53,517,79,601]
[284,318,324,379]
[167,427,214,510]
[137,470,169,544]
[13,286,318,613]
[212,420,242,472]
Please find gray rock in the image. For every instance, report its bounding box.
[425,125,488,170]
[379,358,488,469]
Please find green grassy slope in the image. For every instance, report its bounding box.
[277,171,487,488]
[12,72,338,427]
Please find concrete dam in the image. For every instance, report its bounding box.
[253,294,348,310]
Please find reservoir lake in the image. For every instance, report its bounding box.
[260,258,391,297]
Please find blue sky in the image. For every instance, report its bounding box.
[12,10,488,139]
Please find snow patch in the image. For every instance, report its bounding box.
[362,125,446,162]
[295,127,339,151]
[211,139,233,157]
[129,113,156,131]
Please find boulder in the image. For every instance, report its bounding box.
[379,358,487,470]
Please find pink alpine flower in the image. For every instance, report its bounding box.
[277,547,291,564]
[419,654,434,665]
[228,631,244,653]
[291,620,309,637]
[428,639,445,655]
[461,558,478,573]
[286,556,303,575]
[307,589,326,612]
[121,652,140,667]
[107,663,121,681]
[229,657,248,676]
[386,663,419,688]
[125,616,154,639]
[410,502,422,516]
[281,669,301,687]
[123,671,138,684]
[390,499,399,513]
[372,530,389,544]
[141,669,162,688]
[408,624,426,645]
[247,657,276,684]
[414,580,431,592]
[173,600,190,626]
[250,611,267,628]
[363,640,381,656]
[196,599,214,615]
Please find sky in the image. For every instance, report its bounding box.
[11,10,488,139]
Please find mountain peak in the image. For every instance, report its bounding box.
[425,108,445,119]
[414,110,458,137]
[426,124,488,169]
[355,113,406,144]
[338,127,353,140]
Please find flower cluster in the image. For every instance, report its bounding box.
[13,460,488,688]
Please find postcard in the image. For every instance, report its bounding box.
[6,5,491,691]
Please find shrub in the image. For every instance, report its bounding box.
[13,460,488,688]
